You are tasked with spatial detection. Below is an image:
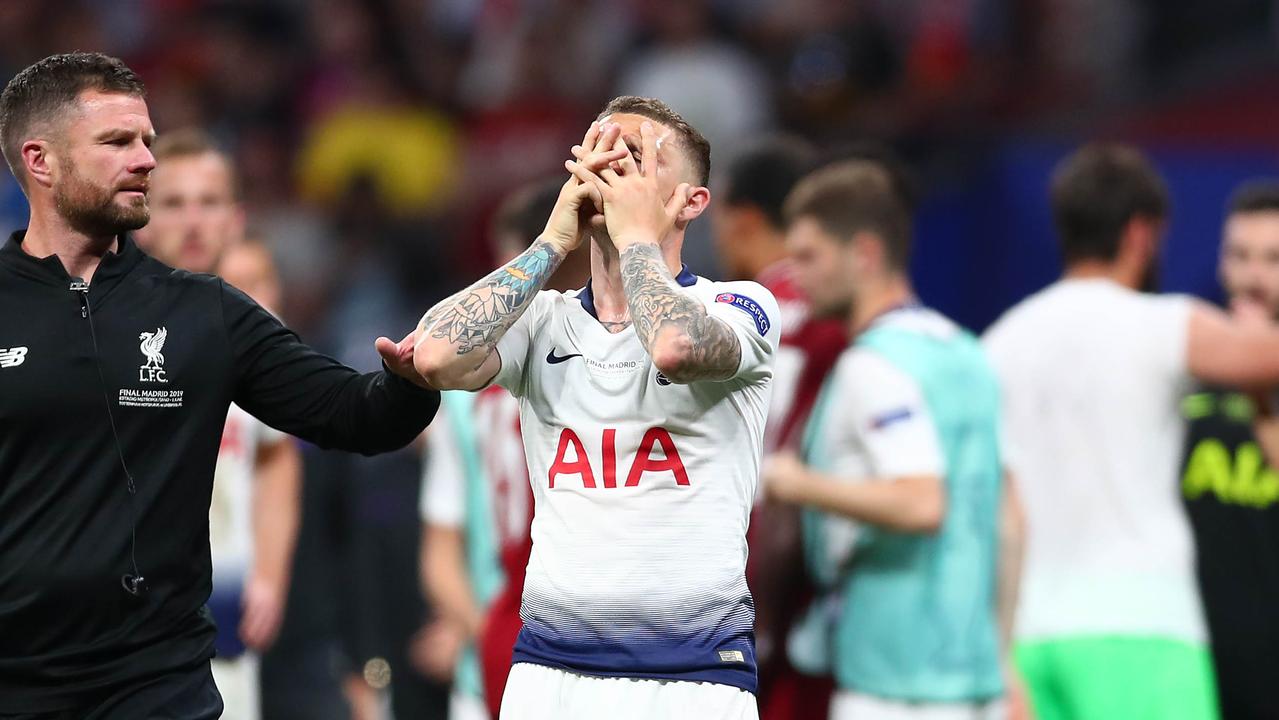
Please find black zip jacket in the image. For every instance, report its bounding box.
[0,231,439,712]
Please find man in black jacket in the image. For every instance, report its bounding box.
[0,53,437,719]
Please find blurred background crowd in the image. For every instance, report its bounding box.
[4,0,1279,330]
[6,1,1279,719]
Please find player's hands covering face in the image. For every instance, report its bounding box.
[566,120,691,252]
[542,121,628,254]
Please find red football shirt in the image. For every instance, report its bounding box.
[757,259,848,451]
[750,259,845,720]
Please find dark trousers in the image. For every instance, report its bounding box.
[1,662,223,720]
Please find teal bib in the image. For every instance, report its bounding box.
[801,319,1004,702]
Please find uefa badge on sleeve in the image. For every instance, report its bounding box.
[715,293,770,336]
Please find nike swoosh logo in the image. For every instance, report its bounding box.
[546,349,583,364]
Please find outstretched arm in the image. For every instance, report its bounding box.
[1187,300,1279,386]
[226,282,438,456]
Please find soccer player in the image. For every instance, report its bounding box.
[1180,181,1279,719]
[983,145,1279,720]
[416,177,587,720]
[760,159,1017,720]
[713,137,845,720]
[219,235,286,319]
[715,136,845,451]
[136,129,302,720]
[414,97,780,719]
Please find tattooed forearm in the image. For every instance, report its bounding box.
[418,238,564,357]
[619,243,741,382]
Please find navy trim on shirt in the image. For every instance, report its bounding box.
[577,264,699,319]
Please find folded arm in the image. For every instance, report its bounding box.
[765,454,945,533]
[620,243,740,383]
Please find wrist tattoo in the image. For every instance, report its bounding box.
[419,238,563,355]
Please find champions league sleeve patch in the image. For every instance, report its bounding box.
[715,293,771,336]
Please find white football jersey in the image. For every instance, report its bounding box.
[491,267,779,693]
[419,387,531,550]
[210,403,286,587]
[983,278,1204,643]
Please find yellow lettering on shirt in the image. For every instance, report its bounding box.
[1183,438,1279,509]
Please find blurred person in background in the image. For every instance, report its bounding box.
[453,0,629,114]
[983,145,1279,720]
[1180,181,1279,720]
[416,177,589,720]
[451,2,605,278]
[714,136,842,720]
[762,159,1019,720]
[615,0,774,275]
[220,234,285,318]
[715,136,840,451]
[233,122,338,338]
[616,0,772,164]
[134,128,303,720]
[134,128,240,269]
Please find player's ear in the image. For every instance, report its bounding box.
[850,231,883,272]
[231,205,247,241]
[22,139,56,190]
[676,186,711,225]
[1120,215,1160,271]
[1217,241,1230,290]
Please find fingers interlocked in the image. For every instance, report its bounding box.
[571,121,629,181]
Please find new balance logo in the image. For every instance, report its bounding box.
[546,348,583,364]
[0,346,27,368]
